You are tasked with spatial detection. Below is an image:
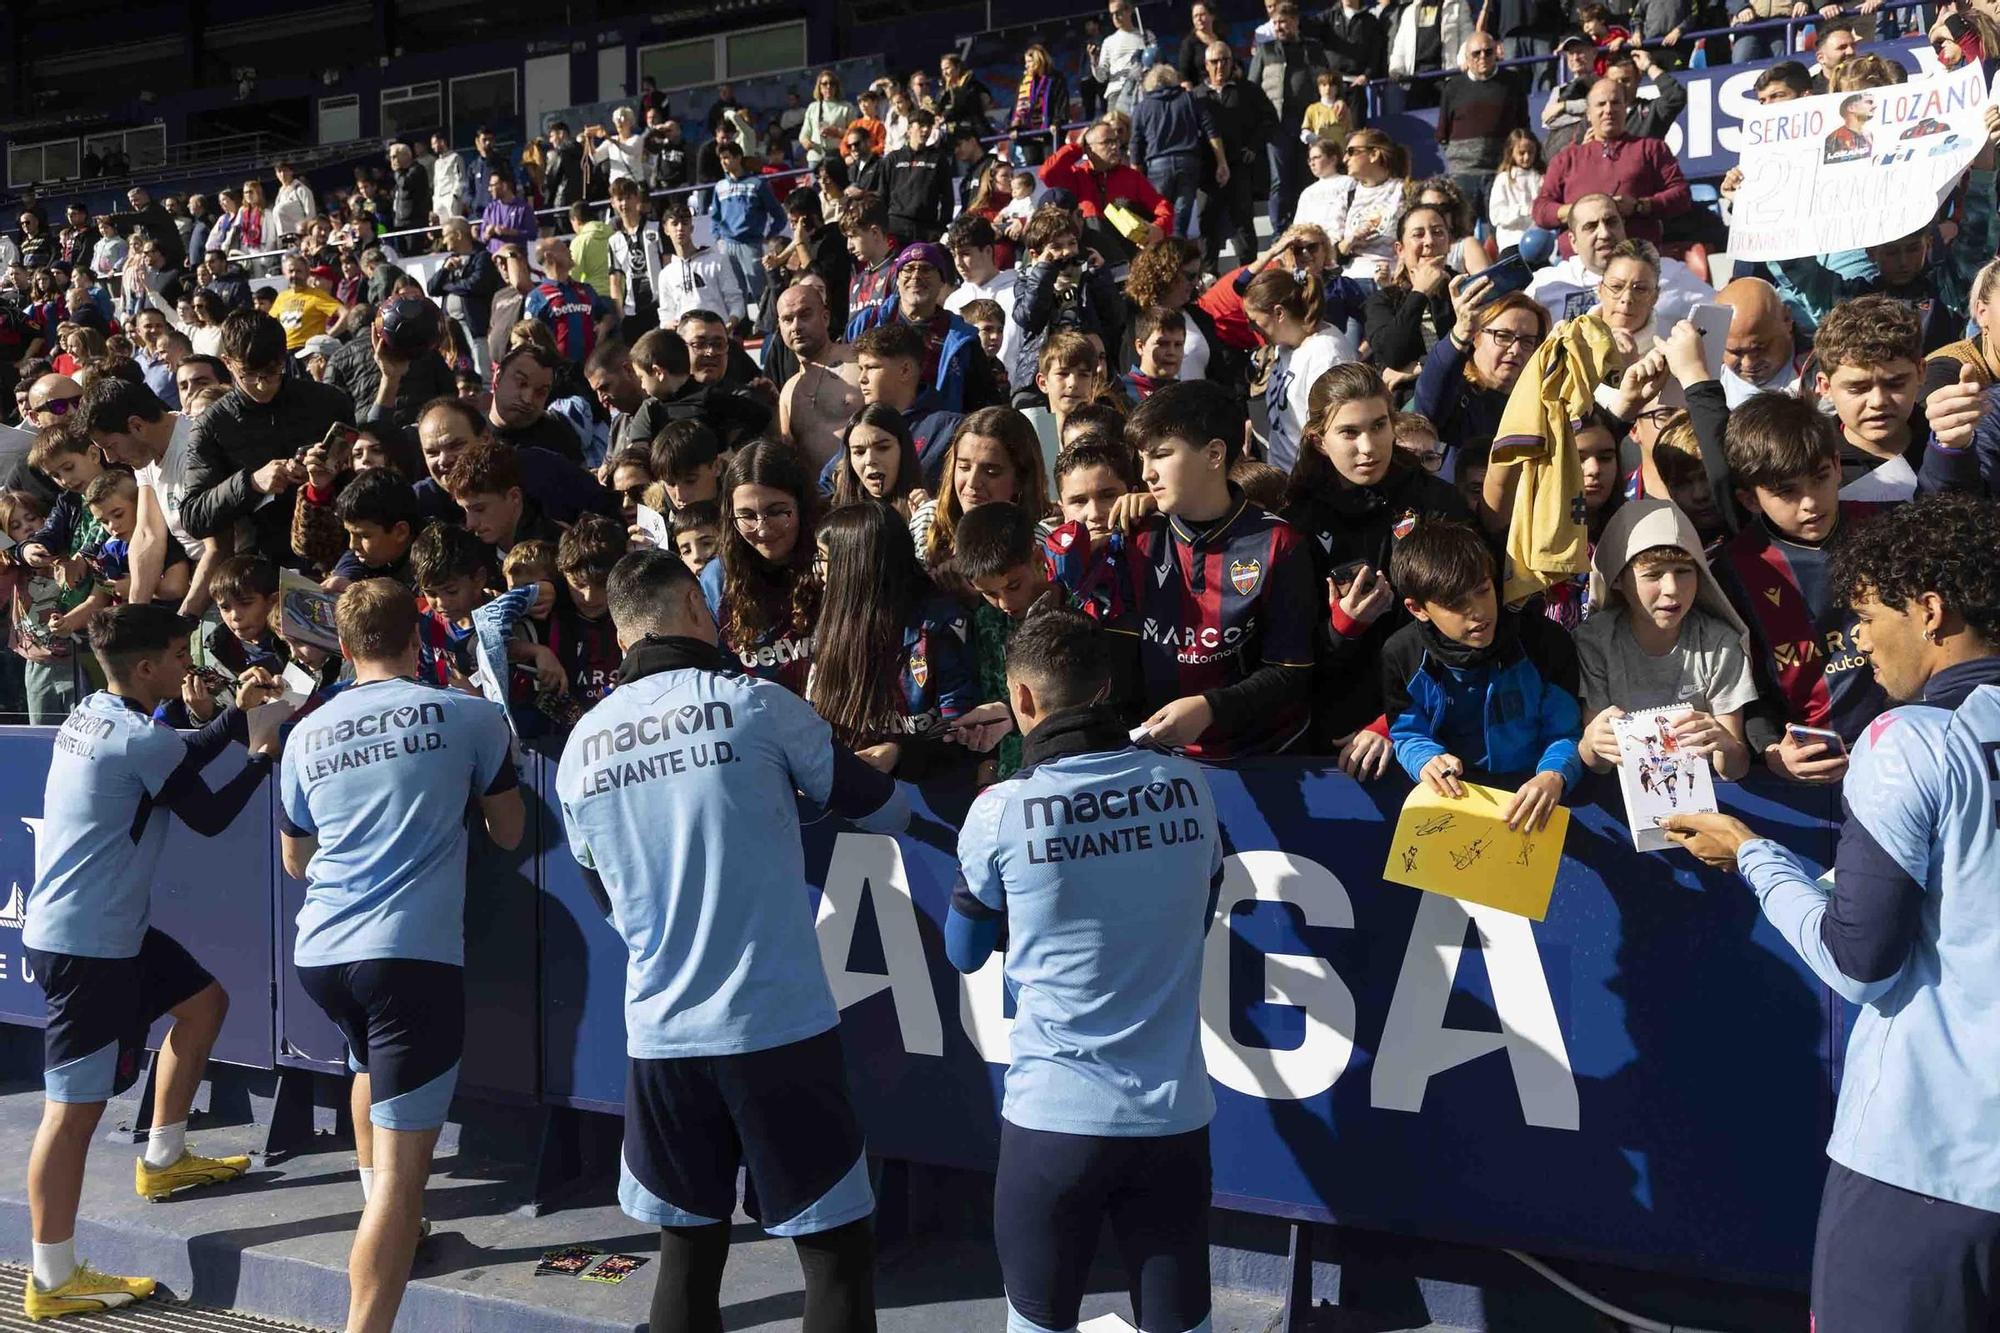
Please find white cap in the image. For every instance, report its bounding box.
[296,334,340,361]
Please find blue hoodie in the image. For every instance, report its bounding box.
[709,170,786,245]
[1130,85,1214,163]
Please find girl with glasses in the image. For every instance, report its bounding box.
[701,440,822,694]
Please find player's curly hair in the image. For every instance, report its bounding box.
[1831,492,2000,644]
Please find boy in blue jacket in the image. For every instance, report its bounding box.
[707,141,785,310]
[1381,520,1583,833]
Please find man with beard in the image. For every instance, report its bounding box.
[1525,192,1710,327]
[1715,276,1804,407]
[888,242,1001,416]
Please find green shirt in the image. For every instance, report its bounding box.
[570,220,614,295]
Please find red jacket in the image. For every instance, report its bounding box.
[1038,142,1175,235]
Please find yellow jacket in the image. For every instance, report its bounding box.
[1492,313,1620,607]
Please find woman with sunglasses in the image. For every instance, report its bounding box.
[1412,282,1551,451]
[1126,238,1233,384]
[699,440,822,695]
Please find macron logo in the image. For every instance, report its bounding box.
[1154,561,1174,588]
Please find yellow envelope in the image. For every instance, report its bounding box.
[1381,781,1569,921]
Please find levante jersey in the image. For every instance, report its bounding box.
[281,678,515,968]
[891,594,976,737]
[556,647,909,1058]
[523,278,609,363]
[1715,507,1888,742]
[1100,497,1317,759]
[956,718,1222,1136]
[699,556,816,694]
[25,693,199,958]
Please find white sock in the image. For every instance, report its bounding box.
[358,1166,374,1203]
[142,1120,186,1169]
[32,1238,76,1291]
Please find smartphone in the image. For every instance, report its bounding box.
[313,422,361,459]
[1689,303,1733,381]
[1477,253,1534,301]
[1785,724,1847,756]
[1330,558,1368,594]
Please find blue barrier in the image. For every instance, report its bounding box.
[1372,36,1935,181]
[0,730,1846,1289]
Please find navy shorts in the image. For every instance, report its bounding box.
[1812,1161,2000,1332]
[296,959,464,1132]
[994,1121,1212,1333]
[28,928,214,1105]
[620,1028,873,1237]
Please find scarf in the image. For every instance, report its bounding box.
[618,634,728,687]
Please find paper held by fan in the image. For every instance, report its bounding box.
[1381,780,1569,921]
[1727,62,1991,261]
[1611,706,1719,852]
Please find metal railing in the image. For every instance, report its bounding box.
[191,116,1093,270]
[1360,0,1932,116]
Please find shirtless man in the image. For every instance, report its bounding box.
[775,281,864,471]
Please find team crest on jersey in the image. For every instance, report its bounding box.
[1229,558,1262,596]
[1053,527,1075,550]
[1392,510,1418,539]
[909,652,928,689]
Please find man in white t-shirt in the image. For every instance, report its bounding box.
[76,378,214,614]
[942,215,1022,382]
[1527,192,1711,329]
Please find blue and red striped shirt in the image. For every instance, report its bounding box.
[1714,506,1888,742]
[1097,497,1318,759]
[524,278,609,363]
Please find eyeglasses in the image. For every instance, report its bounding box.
[34,395,79,417]
[1482,328,1543,351]
[1636,406,1679,427]
[1342,146,1369,158]
[1600,281,1658,298]
[1410,446,1447,471]
[1932,36,1958,51]
[732,503,798,530]
[1467,47,1499,58]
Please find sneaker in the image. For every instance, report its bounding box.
[135,1147,250,1202]
[23,1263,157,1321]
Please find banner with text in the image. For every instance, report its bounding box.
[1728,61,1992,260]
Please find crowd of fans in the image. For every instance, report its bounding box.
[0,0,1992,816]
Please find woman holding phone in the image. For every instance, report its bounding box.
[1412,280,1551,452]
